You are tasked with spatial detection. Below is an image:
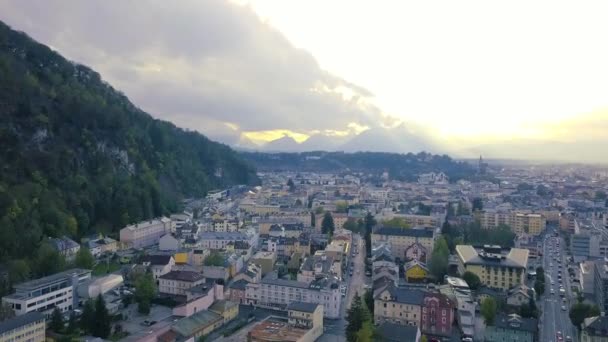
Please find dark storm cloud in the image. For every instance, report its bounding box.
[0,0,383,140]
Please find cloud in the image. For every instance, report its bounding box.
[0,0,392,142]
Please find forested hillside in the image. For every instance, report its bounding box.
[0,21,258,269]
[242,151,475,182]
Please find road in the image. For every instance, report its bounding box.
[320,233,369,342]
[540,227,577,342]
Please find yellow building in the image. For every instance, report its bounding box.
[475,211,546,236]
[455,245,529,291]
[0,312,45,342]
[404,260,429,283]
[374,285,424,326]
[209,300,239,324]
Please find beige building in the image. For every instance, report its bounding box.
[0,312,45,342]
[374,285,424,326]
[159,270,205,296]
[251,251,277,275]
[394,214,440,228]
[455,245,529,291]
[119,217,174,248]
[475,211,546,236]
[371,226,435,260]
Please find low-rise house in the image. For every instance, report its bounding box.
[0,312,45,342]
[376,322,421,342]
[140,255,175,282]
[506,284,533,307]
[233,263,262,284]
[582,315,608,342]
[484,313,537,342]
[50,236,80,262]
[374,284,425,326]
[404,260,429,283]
[420,292,455,338]
[208,299,238,324]
[159,270,205,296]
[159,234,181,251]
[227,279,248,304]
[86,235,118,257]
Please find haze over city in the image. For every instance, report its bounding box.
[2,0,607,162]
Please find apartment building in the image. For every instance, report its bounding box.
[298,253,341,283]
[119,217,175,248]
[2,269,91,316]
[199,231,253,250]
[475,210,546,236]
[374,285,425,326]
[212,219,239,232]
[421,293,455,337]
[594,261,608,314]
[371,226,435,260]
[159,270,205,296]
[0,312,45,342]
[255,274,341,318]
[455,245,529,291]
[393,214,440,228]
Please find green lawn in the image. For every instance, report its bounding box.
[92,261,121,276]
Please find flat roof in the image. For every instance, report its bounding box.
[13,268,91,291]
[248,317,309,342]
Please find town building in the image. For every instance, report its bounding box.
[49,236,80,262]
[119,217,174,248]
[483,313,537,342]
[420,292,455,338]
[475,210,546,236]
[0,312,45,342]
[375,323,421,342]
[594,261,608,314]
[254,273,341,318]
[2,269,91,316]
[199,231,254,250]
[140,255,175,282]
[455,245,529,290]
[373,284,425,326]
[159,270,205,296]
[371,226,435,261]
[582,315,608,342]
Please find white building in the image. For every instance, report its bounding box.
[159,234,181,251]
[2,269,91,316]
[119,217,175,249]
[159,271,205,296]
[252,273,341,318]
[199,231,255,250]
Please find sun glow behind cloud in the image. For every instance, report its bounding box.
[236,0,608,144]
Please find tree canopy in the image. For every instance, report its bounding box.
[321,212,335,236]
[462,271,481,290]
[429,237,449,280]
[0,21,258,271]
[481,297,497,326]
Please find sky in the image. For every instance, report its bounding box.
[1,0,607,161]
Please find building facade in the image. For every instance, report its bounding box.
[159,271,205,296]
[371,226,435,261]
[119,217,174,248]
[455,245,529,291]
[374,285,425,326]
[0,312,45,342]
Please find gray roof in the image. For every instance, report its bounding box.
[456,245,528,269]
[584,316,608,336]
[287,302,320,313]
[200,231,248,240]
[375,285,425,305]
[12,268,90,291]
[159,270,204,282]
[229,279,249,291]
[141,254,173,266]
[373,226,434,238]
[493,313,537,333]
[0,312,45,334]
[376,322,419,341]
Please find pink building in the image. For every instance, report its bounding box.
[421,293,455,338]
[172,282,224,317]
[228,279,248,304]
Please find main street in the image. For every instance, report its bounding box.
[320,233,369,342]
[540,226,577,342]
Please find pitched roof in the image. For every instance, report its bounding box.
[287,301,320,313]
[376,322,419,342]
[141,254,173,266]
[171,310,222,337]
[229,279,249,291]
[373,226,434,238]
[209,299,237,314]
[375,285,425,305]
[0,312,45,334]
[159,270,204,282]
[493,313,537,333]
[584,316,608,336]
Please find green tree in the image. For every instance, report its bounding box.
[570,303,601,329]
[343,219,360,233]
[381,217,410,229]
[481,297,497,325]
[356,320,374,342]
[135,272,157,314]
[462,271,481,290]
[364,289,374,315]
[315,206,325,215]
[321,212,335,236]
[75,247,95,269]
[534,267,545,296]
[336,201,349,213]
[364,213,376,255]
[520,296,538,319]
[33,241,66,277]
[0,302,15,322]
[204,251,225,266]
[50,306,64,332]
[8,259,31,284]
[287,178,295,192]
[66,311,78,334]
[80,299,96,333]
[429,237,449,280]
[421,336,429,342]
[345,293,369,342]
[472,197,483,211]
[93,295,111,338]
